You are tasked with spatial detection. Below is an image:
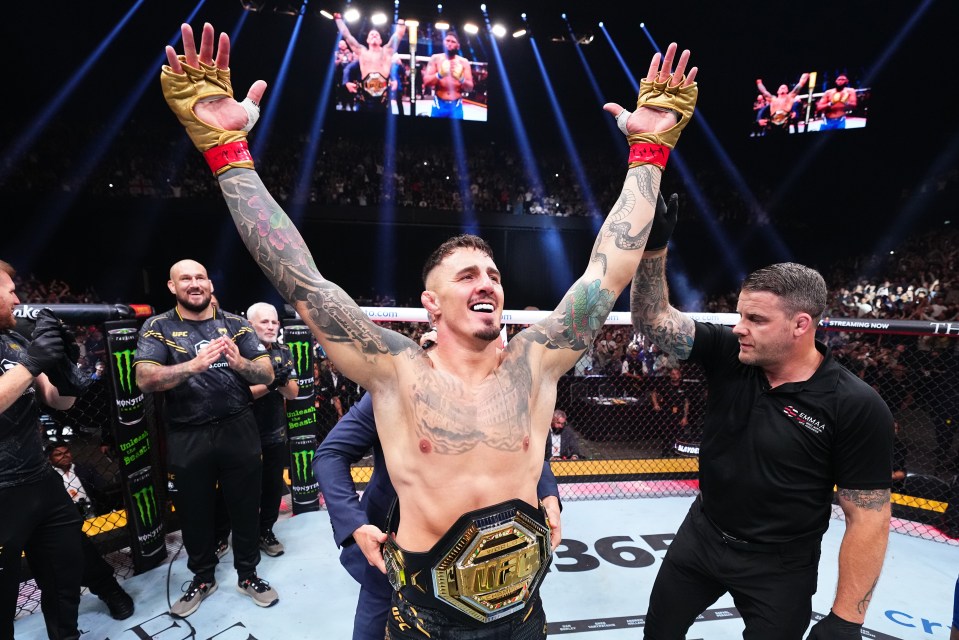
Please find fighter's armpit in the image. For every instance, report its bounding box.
[837,488,890,512]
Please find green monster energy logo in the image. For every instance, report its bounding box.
[113,349,136,394]
[291,449,315,483]
[287,341,311,377]
[131,485,157,529]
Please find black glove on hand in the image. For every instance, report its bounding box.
[806,612,863,639]
[646,192,679,252]
[37,312,92,397]
[21,309,67,376]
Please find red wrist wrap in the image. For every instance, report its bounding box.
[203,140,253,176]
[628,143,670,170]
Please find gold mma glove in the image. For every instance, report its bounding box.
[622,75,698,170]
[160,57,255,175]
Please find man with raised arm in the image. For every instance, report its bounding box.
[421,32,474,119]
[755,72,809,135]
[160,22,697,637]
[333,13,406,113]
[629,201,893,637]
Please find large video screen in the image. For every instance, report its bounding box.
[332,22,489,122]
[750,70,869,137]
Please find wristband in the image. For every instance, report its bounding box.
[628,143,670,170]
[203,140,254,176]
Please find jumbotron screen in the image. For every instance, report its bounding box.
[332,22,490,122]
[749,69,869,137]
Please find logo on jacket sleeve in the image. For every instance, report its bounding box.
[783,405,826,434]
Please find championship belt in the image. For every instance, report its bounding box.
[770,110,789,126]
[383,499,552,626]
[361,72,389,101]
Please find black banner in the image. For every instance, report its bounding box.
[105,320,166,572]
[282,323,320,513]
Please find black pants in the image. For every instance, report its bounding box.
[644,496,821,639]
[0,471,83,640]
[80,534,119,596]
[259,441,287,533]
[167,411,262,583]
[386,591,546,639]
[212,440,288,538]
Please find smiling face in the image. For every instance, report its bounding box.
[424,247,503,344]
[168,259,213,314]
[732,290,796,369]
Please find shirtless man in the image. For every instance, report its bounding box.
[756,72,809,135]
[160,22,698,637]
[422,33,474,119]
[333,13,406,113]
[816,74,857,130]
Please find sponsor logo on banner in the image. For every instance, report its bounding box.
[107,328,145,425]
[127,466,164,553]
[289,435,320,507]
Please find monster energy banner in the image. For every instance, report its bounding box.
[125,465,165,563]
[105,320,166,573]
[282,323,320,513]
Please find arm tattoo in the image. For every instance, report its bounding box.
[837,488,890,511]
[590,166,657,275]
[527,279,616,351]
[219,171,409,358]
[234,358,273,385]
[630,255,694,359]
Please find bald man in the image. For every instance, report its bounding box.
[422,33,474,119]
[134,259,276,618]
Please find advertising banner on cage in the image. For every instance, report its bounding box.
[105,320,166,573]
[282,323,320,513]
[106,327,144,425]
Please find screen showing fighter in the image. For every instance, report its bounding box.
[333,16,489,122]
[750,69,869,137]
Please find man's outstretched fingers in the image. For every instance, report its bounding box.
[198,23,216,66]
[181,24,199,68]
[658,43,677,82]
[645,52,661,82]
[215,31,231,70]
[246,80,268,107]
[165,45,182,72]
[670,49,690,87]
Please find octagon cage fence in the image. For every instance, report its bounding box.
[14,306,958,619]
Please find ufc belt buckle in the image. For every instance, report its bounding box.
[386,501,551,624]
[363,72,388,97]
[771,110,789,125]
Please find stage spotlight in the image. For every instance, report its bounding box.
[598,21,603,27]
[435,20,450,30]
[491,24,506,37]
[371,12,388,25]
[319,9,334,19]
[521,12,527,20]
[561,13,567,20]
[512,28,527,37]
[344,8,360,22]
[464,23,479,34]
[437,3,442,10]
[406,19,419,27]
[480,3,486,11]
[639,22,645,28]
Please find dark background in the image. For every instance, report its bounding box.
[1,0,955,313]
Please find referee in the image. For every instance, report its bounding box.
[134,259,277,618]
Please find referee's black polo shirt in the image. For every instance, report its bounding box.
[689,321,893,545]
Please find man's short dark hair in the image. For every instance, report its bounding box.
[422,234,494,288]
[741,262,827,321]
